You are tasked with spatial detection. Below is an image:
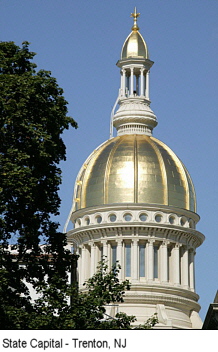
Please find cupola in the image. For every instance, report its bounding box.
[111,7,157,137]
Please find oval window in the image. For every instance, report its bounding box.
[139,213,147,222]
[96,215,102,224]
[124,213,132,221]
[169,216,175,225]
[85,217,90,225]
[77,219,81,226]
[180,217,186,226]
[109,214,117,222]
[155,214,162,223]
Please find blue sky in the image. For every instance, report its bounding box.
[1,0,218,321]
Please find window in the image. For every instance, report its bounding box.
[169,216,175,225]
[109,214,117,222]
[111,245,117,267]
[167,247,171,282]
[155,214,162,223]
[180,217,186,226]
[85,217,90,225]
[124,213,132,221]
[154,245,159,279]
[76,218,81,226]
[125,243,131,277]
[96,215,102,224]
[139,213,147,222]
[139,244,146,277]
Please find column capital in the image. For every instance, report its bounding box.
[162,240,170,247]
[101,239,108,245]
[189,247,196,254]
[148,238,155,244]
[116,239,123,246]
[89,241,96,248]
[174,242,182,249]
[132,238,139,245]
[83,243,91,249]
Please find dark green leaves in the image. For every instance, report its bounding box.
[0,41,36,75]
[0,41,76,328]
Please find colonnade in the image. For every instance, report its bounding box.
[120,67,150,98]
[77,238,196,291]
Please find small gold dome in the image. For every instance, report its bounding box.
[74,135,196,212]
[121,7,149,60]
[121,31,149,60]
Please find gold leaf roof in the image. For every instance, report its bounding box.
[121,30,149,60]
[74,135,196,212]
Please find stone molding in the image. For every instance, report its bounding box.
[67,204,204,248]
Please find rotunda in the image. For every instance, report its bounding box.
[65,8,204,329]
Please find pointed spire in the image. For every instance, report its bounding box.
[131,7,140,31]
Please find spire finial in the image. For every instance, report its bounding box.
[131,7,140,31]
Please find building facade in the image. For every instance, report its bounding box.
[65,9,205,329]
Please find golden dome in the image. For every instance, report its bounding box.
[121,31,149,60]
[120,7,149,60]
[74,135,196,212]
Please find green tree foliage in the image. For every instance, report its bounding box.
[0,41,77,328]
[21,260,158,329]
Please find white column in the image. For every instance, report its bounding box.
[145,70,150,99]
[172,243,180,285]
[76,247,81,285]
[96,245,102,270]
[121,69,126,97]
[181,246,189,289]
[140,68,144,96]
[120,69,123,96]
[130,67,134,96]
[189,249,195,291]
[132,239,139,282]
[80,245,86,285]
[160,241,168,283]
[90,242,96,276]
[116,239,123,280]
[102,240,108,259]
[147,239,154,282]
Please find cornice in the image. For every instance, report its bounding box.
[67,223,204,248]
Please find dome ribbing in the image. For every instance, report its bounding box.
[73,135,196,212]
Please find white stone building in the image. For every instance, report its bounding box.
[65,8,205,329]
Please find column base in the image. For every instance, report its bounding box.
[118,283,202,329]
